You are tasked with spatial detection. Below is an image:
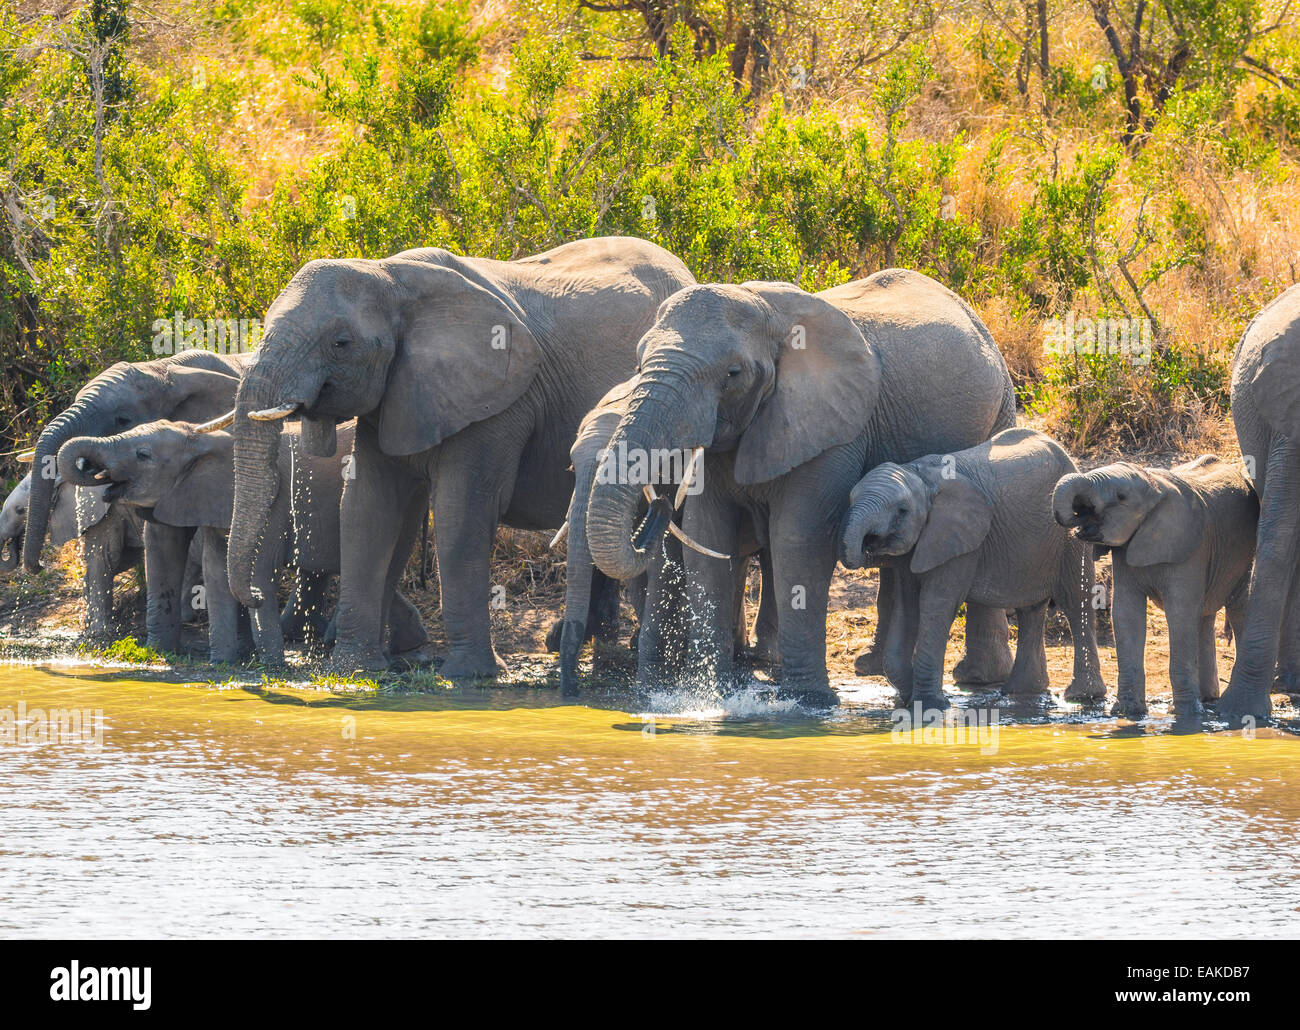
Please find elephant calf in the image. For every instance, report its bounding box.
[59,419,425,664]
[840,427,1105,710]
[1053,455,1258,721]
[1,472,145,639]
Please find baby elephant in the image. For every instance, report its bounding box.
[839,427,1105,709]
[1053,455,1257,721]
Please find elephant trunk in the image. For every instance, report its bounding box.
[58,437,119,486]
[586,392,685,582]
[227,364,287,609]
[837,494,891,568]
[23,397,102,572]
[1052,472,1100,529]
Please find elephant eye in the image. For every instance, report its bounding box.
[727,366,742,377]
[136,448,151,462]
[116,416,131,428]
[1116,492,1127,502]
[333,338,349,349]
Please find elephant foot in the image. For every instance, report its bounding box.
[1171,696,1205,728]
[1003,666,1051,698]
[1064,675,1107,702]
[328,644,390,675]
[1214,682,1273,727]
[439,648,507,681]
[854,649,886,676]
[777,682,839,709]
[1110,696,1148,720]
[909,689,951,712]
[952,648,1014,687]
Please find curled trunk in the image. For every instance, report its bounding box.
[837,497,886,568]
[1052,472,1099,528]
[58,437,117,487]
[23,401,98,572]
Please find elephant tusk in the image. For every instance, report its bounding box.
[248,403,299,421]
[16,449,35,463]
[549,520,568,549]
[93,470,111,481]
[194,409,236,433]
[642,484,659,504]
[674,447,703,509]
[667,519,730,560]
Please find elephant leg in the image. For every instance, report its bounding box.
[143,521,194,655]
[388,590,429,656]
[381,494,430,661]
[1110,571,1148,719]
[1199,613,1222,702]
[854,566,894,676]
[952,602,1014,686]
[589,570,621,643]
[1058,546,1106,701]
[281,568,331,645]
[81,518,117,641]
[1001,601,1049,697]
[433,473,509,680]
[681,496,743,692]
[199,529,240,665]
[767,505,837,706]
[909,578,963,712]
[883,568,920,704]
[180,532,205,626]
[247,533,286,668]
[1221,436,1300,724]
[1165,593,1204,723]
[331,428,422,673]
[1274,568,1300,692]
[751,549,779,663]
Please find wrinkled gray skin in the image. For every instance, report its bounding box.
[23,350,245,651]
[60,420,424,664]
[842,428,1104,710]
[227,237,694,677]
[552,377,777,695]
[586,269,1017,705]
[1217,283,1300,723]
[1,472,144,638]
[1054,455,1257,723]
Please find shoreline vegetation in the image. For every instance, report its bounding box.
[3,0,1297,688]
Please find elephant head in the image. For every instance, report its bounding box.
[1,473,110,571]
[838,459,992,573]
[227,250,543,608]
[586,282,882,581]
[1053,462,1205,566]
[58,420,235,531]
[19,351,241,573]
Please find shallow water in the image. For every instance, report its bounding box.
[1,663,1298,938]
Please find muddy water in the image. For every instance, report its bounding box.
[1,664,1298,938]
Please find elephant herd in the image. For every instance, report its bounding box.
[4,235,1299,726]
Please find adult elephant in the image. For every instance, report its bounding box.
[586,269,1017,705]
[21,350,245,650]
[226,237,695,676]
[1217,283,1300,723]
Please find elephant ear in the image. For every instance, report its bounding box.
[911,475,993,575]
[1125,482,1205,567]
[153,441,236,531]
[378,261,543,457]
[734,282,882,485]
